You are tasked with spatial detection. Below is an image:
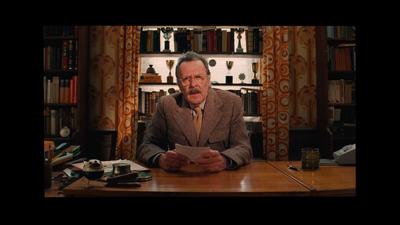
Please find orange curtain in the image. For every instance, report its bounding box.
[116,26,141,160]
[88,26,119,130]
[88,26,141,160]
[288,26,317,128]
[261,26,290,161]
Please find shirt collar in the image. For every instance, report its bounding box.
[189,100,206,111]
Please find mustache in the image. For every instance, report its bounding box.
[188,88,201,94]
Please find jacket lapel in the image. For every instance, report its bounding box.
[198,88,223,146]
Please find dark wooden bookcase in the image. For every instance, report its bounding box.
[43,26,89,155]
[315,26,356,157]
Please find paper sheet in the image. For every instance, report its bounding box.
[174,144,210,162]
[72,159,149,172]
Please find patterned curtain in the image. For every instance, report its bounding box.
[116,26,141,160]
[261,26,290,161]
[88,26,140,161]
[288,26,317,128]
[88,26,119,130]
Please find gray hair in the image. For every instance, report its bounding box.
[175,51,211,79]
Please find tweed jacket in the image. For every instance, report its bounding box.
[136,87,252,168]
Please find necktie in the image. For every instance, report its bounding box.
[193,106,202,143]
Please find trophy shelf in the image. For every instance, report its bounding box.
[139,52,262,58]
[138,82,262,92]
[139,82,262,86]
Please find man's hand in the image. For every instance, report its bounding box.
[194,150,227,172]
[158,151,190,171]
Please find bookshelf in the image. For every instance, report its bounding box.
[43,26,89,153]
[315,26,356,156]
[138,26,264,120]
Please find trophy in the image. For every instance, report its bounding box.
[226,61,234,84]
[161,27,173,52]
[235,28,245,53]
[226,61,234,75]
[238,73,246,84]
[166,60,175,83]
[251,62,259,84]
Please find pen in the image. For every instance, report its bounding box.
[52,143,69,162]
[52,173,64,182]
[287,164,299,171]
[47,145,54,163]
[52,150,65,162]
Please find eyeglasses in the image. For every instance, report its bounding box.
[178,75,208,87]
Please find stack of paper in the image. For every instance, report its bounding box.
[174,144,210,162]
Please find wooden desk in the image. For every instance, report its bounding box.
[62,160,310,197]
[44,171,65,197]
[267,161,356,196]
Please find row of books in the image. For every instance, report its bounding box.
[328,107,356,137]
[44,106,77,137]
[328,79,355,104]
[139,27,263,53]
[328,106,356,124]
[328,46,356,71]
[44,76,78,104]
[228,89,261,115]
[138,88,261,116]
[138,89,166,115]
[44,25,79,37]
[327,26,355,39]
[43,40,79,70]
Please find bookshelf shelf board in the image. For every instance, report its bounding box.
[139,52,263,58]
[327,38,356,45]
[328,70,355,74]
[333,136,356,141]
[44,36,79,40]
[140,25,256,30]
[139,82,177,85]
[44,136,73,141]
[44,70,79,75]
[328,71,356,80]
[139,82,262,87]
[328,103,355,107]
[244,114,261,117]
[213,83,263,87]
[44,103,78,107]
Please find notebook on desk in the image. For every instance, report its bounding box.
[319,158,338,166]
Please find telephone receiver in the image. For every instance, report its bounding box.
[333,144,356,165]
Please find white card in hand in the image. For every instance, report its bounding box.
[174,144,210,162]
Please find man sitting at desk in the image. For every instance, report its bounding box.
[136,52,252,172]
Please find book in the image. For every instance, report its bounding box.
[139,89,165,115]
[62,40,69,69]
[43,40,78,70]
[328,45,356,71]
[44,26,77,36]
[43,75,77,104]
[327,26,355,39]
[319,159,338,166]
[328,79,355,104]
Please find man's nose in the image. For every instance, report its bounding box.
[189,78,197,87]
